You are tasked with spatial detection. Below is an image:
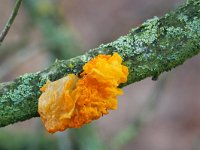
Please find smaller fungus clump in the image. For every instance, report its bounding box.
[38,53,129,133]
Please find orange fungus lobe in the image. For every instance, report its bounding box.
[38,52,129,133]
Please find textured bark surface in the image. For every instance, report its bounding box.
[0,0,199,127]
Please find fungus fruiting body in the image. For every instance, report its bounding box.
[38,53,129,133]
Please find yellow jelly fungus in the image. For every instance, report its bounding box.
[38,52,129,133]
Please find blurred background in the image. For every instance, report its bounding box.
[1,0,200,150]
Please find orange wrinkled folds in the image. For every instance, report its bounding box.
[38,52,129,133]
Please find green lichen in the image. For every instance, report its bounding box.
[0,73,42,126]
[111,35,134,51]
[133,16,159,46]
[178,14,188,22]
[186,17,200,39]
[108,35,135,57]
[1,73,39,104]
[69,63,74,69]
[166,26,184,39]
[187,0,200,5]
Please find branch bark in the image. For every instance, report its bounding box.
[0,0,200,127]
[0,0,23,46]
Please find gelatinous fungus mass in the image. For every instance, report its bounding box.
[38,53,129,133]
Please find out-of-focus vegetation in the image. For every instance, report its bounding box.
[0,125,104,150]
[0,129,58,150]
[23,0,83,60]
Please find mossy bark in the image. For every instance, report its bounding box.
[0,0,200,127]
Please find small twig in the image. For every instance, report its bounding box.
[0,0,23,46]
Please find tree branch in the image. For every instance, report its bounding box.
[0,0,23,46]
[0,0,200,127]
